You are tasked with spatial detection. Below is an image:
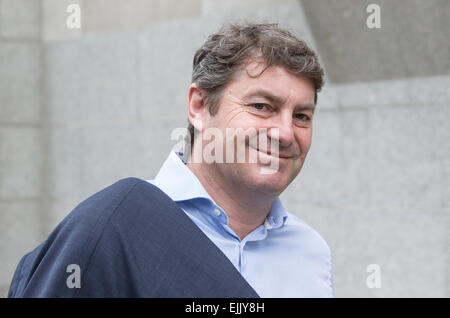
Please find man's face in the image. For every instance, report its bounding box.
[201,62,316,196]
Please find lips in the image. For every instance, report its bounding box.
[253,147,293,159]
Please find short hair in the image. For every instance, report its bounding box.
[187,22,324,149]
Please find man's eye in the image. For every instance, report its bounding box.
[295,114,310,121]
[252,103,267,110]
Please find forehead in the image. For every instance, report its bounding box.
[225,63,316,103]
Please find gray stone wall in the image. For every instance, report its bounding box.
[0,0,448,297]
[0,0,44,298]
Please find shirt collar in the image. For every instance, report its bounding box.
[150,151,214,202]
[149,151,288,228]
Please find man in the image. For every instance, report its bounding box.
[9,22,333,298]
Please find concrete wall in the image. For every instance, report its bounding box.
[0,0,45,298]
[0,0,449,297]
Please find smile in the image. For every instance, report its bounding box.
[250,146,293,161]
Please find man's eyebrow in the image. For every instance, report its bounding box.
[244,89,285,104]
[244,88,315,111]
[294,103,316,112]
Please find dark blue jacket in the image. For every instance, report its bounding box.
[8,178,259,298]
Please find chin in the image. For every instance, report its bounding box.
[243,164,291,195]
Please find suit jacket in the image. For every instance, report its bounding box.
[8,177,259,297]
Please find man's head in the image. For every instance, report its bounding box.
[186,22,324,196]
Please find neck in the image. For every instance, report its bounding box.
[186,159,276,240]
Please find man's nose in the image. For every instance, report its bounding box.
[267,113,295,147]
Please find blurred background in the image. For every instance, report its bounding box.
[0,0,449,297]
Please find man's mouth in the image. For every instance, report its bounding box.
[251,146,293,160]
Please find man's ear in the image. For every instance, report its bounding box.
[187,83,207,133]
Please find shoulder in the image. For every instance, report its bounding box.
[70,177,146,218]
[283,212,334,296]
[46,177,149,243]
[283,211,331,256]
[9,177,156,297]
[60,177,168,233]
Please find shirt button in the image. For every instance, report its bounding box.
[213,208,221,216]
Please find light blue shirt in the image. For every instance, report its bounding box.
[148,151,334,297]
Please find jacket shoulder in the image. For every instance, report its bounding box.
[8,177,147,297]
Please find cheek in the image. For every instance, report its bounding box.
[207,106,248,130]
[224,108,258,128]
[296,129,312,154]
